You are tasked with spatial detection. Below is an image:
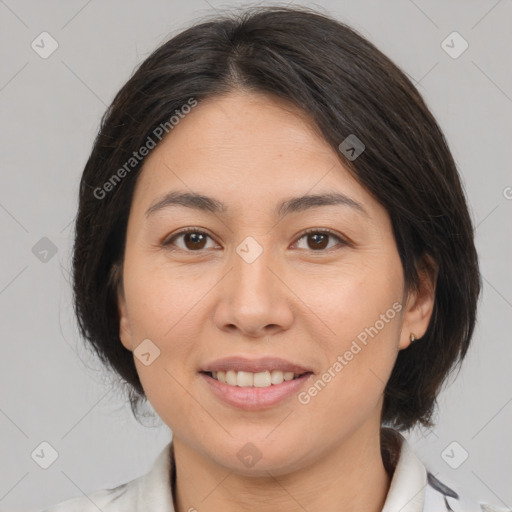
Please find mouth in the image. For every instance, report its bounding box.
[201,369,310,388]
[199,356,314,410]
[199,369,314,411]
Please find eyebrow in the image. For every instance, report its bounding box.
[145,190,368,219]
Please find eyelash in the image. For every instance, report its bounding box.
[162,227,349,253]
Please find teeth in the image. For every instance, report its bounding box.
[211,370,303,387]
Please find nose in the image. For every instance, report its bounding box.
[213,241,294,339]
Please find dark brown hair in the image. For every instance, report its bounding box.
[72,5,481,430]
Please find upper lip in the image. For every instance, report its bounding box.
[200,356,313,374]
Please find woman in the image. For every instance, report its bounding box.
[42,5,491,512]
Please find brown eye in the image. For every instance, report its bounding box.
[295,230,346,251]
[163,229,216,251]
[182,232,207,250]
[307,233,329,250]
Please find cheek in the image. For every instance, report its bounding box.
[296,252,404,407]
[123,254,209,340]
[300,254,403,346]
[121,257,211,404]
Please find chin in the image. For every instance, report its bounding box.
[200,434,313,476]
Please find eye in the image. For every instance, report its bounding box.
[162,227,348,253]
[162,228,218,252]
[293,229,347,251]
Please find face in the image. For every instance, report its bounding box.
[117,90,433,476]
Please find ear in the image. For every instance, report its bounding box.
[399,254,437,350]
[112,263,134,352]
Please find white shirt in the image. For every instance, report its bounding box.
[39,435,503,512]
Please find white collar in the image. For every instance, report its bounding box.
[381,434,427,512]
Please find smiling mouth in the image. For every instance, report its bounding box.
[201,370,310,388]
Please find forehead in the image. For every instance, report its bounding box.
[145,91,335,167]
[131,91,376,219]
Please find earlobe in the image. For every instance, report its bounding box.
[399,255,437,350]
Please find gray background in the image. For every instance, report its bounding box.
[0,0,511,510]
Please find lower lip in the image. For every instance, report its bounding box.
[200,372,313,411]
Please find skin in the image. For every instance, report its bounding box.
[117,90,435,512]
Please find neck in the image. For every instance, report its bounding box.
[172,425,393,512]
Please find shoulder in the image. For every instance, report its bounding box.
[39,480,137,512]
[384,430,509,512]
[38,440,175,512]
[424,472,511,512]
